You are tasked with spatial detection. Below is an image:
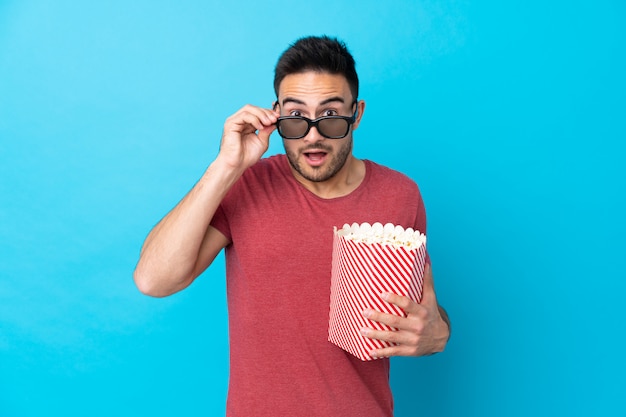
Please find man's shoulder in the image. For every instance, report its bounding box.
[364,159,419,189]
[248,154,286,173]
[242,154,287,180]
[223,155,289,208]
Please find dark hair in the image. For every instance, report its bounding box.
[273,35,359,100]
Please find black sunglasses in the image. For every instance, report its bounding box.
[275,102,358,140]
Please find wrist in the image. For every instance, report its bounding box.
[210,154,248,180]
[197,156,247,198]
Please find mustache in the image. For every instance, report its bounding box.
[300,143,333,152]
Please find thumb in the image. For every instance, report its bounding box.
[421,263,435,298]
[257,124,277,142]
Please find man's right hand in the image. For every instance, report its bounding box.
[134,104,279,297]
[217,104,279,172]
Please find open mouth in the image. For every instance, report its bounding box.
[303,151,329,167]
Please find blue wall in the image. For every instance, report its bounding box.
[1,1,624,416]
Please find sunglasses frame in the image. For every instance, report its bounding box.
[274,100,358,140]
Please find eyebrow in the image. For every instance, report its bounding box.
[281,96,345,106]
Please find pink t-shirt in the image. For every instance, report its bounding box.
[211,154,427,417]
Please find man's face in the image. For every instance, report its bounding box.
[276,71,362,184]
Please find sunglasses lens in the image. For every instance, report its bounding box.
[278,119,308,139]
[318,118,349,138]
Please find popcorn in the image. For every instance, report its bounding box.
[337,222,426,248]
[328,222,427,361]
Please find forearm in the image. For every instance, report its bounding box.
[134,156,243,296]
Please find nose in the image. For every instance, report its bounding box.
[302,124,325,143]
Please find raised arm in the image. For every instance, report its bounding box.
[133,105,279,297]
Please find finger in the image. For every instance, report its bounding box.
[257,124,277,142]
[363,307,416,331]
[380,292,420,315]
[359,327,417,346]
[237,104,279,120]
[240,111,272,132]
[369,344,417,359]
[225,113,261,133]
[246,105,279,125]
[229,106,278,132]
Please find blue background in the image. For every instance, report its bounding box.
[1,1,624,416]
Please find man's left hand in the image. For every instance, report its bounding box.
[360,264,450,358]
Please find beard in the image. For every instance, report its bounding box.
[284,137,353,183]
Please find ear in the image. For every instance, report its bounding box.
[352,99,366,130]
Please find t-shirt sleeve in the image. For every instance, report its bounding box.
[411,181,430,265]
[210,203,232,242]
[413,183,427,236]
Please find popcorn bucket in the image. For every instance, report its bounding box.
[328,222,427,361]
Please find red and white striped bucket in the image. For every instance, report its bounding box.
[328,223,427,361]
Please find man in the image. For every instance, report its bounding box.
[134,35,450,416]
